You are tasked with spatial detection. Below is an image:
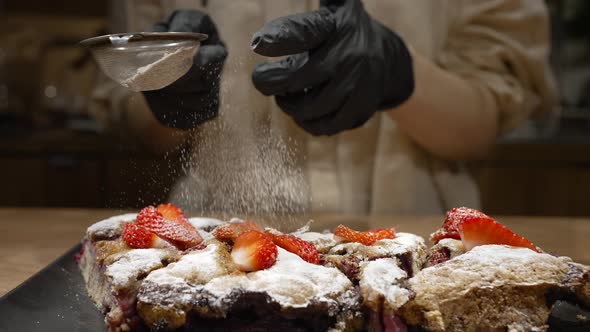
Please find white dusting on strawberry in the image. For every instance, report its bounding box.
[231,230,278,272]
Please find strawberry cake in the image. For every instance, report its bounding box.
[79,205,590,331]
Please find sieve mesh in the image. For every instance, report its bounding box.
[81,32,207,92]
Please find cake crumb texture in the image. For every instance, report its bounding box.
[400,245,573,331]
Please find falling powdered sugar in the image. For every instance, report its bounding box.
[171,115,311,231]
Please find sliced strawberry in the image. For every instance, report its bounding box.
[334,225,395,246]
[135,205,162,227]
[157,203,198,236]
[135,205,202,250]
[430,207,492,244]
[122,223,160,249]
[212,221,261,242]
[156,203,186,222]
[458,217,541,252]
[368,228,396,240]
[265,230,319,264]
[231,230,278,272]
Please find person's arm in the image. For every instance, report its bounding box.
[389,0,556,161]
[251,0,555,161]
[387,50,498,160]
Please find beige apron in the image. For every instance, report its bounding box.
[101,0,554,216]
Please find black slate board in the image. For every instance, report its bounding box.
[0,244,105,332]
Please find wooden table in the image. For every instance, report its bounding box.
[1,208,589,296]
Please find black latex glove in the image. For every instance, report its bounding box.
[143,10,227,129]
[251,0,414,136]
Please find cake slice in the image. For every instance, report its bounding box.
[79,206,209,331]
[79,213,182,331]
[324,231,427,280]
[134,220,362,331]
[295,231,339,254]
[310,225,427,331]
[399,245,590,331]
[396,206,590,332]
[136,239,361,331]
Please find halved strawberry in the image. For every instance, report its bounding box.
[135,205,202,250]
[333,225,395,246]
[430,207,492,244]
[231,230,278,272]
[157,203,199,236]
[265,230,319,264]
[212,221,261,242]
[136,205,162,227]
[458,217,541,252]
[156,203,186,222]
[121,223,167,249]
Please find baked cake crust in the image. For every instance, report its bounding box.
[137,242,360,330]
[399,245,589,331]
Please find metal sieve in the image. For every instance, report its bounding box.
[80,32,207,92]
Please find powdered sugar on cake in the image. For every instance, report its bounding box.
[295,231,338,253]
[359,258,411,311]
[188,217,225,231]
[401,245,581,332]
[86,218,422,310]
[206,248,354,309]
[140,244,355,312]
[105,248,176,291]
[328,232,427,276]
[145,242,235,287]
[410,245,571,303]
[86,213,137,240]
[330,232,425,256]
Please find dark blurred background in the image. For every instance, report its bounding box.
[0,0,589,216]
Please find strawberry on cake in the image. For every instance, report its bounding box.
[79,204,203,330]
[79,205,590,331]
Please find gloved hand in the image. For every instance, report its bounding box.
[143,10,227,129]
[251,0,414,136]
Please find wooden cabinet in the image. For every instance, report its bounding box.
[3,132,590,216]
[103,158,184,208]
[0,130,186,208]
[0,155,184,208]
[0,157,101,207]
[469,142,590,216]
